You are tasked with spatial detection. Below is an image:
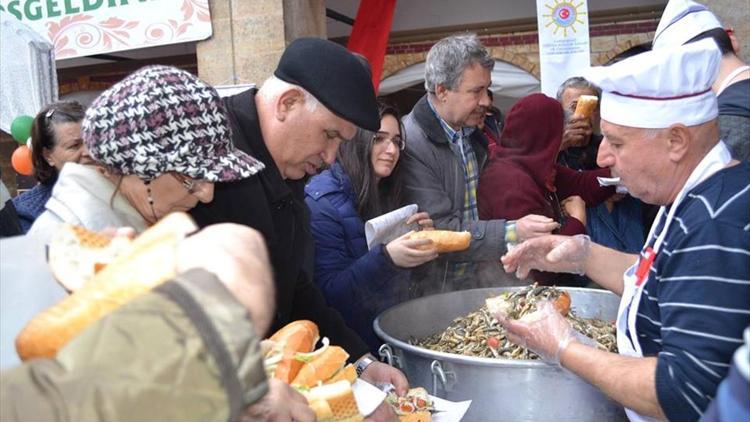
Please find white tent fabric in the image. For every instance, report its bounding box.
[0,12,57,135]
[379,59,540,112]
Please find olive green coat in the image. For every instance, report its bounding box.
[0,269,268,421]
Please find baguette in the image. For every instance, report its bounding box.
[408,230,471,253]
[304,380,364,422]
[486,290,571,318]
[15,212,197,361]
[400,412,431,422]
[308,398,334,422]
[573,95,598,120]
[292,345,349,388]
[48,224,133,291]
[328,363,357,384]
[267,320,320,383]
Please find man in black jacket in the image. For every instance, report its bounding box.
[190,38,406,418]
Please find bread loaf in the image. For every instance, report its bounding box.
[48,224,133,291]
[267,320,319,383]
[292,345,349,388]
[15,212,197,361]
[573,95,598,120]
[304,380,363,422]
[408,230,471,253]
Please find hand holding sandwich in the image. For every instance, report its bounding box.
[240,378,315,422]
[385,231,438,268]
[495,300,585,364]
[384,212,439,268]
[560,116,593,150]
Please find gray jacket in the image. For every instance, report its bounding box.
[401,95,508,293]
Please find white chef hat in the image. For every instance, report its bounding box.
[581,38,721,129]
[653,0,722,49]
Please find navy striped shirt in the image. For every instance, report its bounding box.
[633,161,750,421]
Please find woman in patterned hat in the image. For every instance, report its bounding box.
[28,66,264,242]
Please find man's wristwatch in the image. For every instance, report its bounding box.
[355,355,377,377]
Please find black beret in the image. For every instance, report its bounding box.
[274,38,379,132]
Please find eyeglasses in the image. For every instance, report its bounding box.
[171,173,201,194]
[372,132,405,151]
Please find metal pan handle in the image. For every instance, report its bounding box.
[430,360,447,396]
[378,344,402,369]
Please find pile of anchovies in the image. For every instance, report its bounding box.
[413,284,617,360]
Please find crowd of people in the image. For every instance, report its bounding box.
[0,0,748,421]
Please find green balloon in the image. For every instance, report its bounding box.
[11,115,34,144]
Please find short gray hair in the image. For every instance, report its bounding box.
[424,33,494,92]
[259,75,319,112]
[555,76,601,101]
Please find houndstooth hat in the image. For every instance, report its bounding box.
[82,65,264,182]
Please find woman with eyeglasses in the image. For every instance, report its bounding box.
[9,101,92,234]
[305,100,439,353]
[28,66,264,244]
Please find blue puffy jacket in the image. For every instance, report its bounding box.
[305,162,408,353]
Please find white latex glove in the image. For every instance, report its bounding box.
[515,214,560,241]
[501,234,591,279]
[495,300,590,364]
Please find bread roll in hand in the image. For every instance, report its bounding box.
[408,230,471,253]
[15,212,197,361]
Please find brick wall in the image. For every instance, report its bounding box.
[383,19,658,80]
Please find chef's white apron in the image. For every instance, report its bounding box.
[615,142,732,421]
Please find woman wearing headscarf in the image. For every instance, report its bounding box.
[478,94,613,284]
[10,101,91,233]
[305,100,438,353]
[29,66,264,242]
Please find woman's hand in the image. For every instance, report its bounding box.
[406,211,433,231]
[561,195,586,226]
[385,231,438,268]
[515,214,560,241]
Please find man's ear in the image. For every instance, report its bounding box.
[275,88,305,121]
[666,124,691,162]
[435,84,449,102]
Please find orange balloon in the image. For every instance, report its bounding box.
[11,145,34,176]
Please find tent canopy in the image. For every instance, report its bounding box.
[378,59,540,112]
[1,12,57,135]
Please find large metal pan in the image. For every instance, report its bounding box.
[374,287,626,421]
